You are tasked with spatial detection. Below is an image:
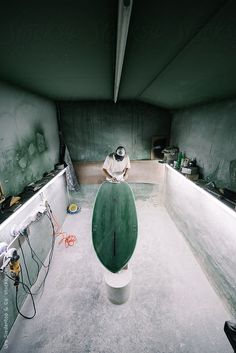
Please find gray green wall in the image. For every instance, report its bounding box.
[59,101,171,161]
[0,82,59,197]
[171,99,236,190]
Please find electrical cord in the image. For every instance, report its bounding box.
[58,233,77,247]
[18,239,34,287]
[17,263,31,295]
[3,201,56,320]
[17,242,40,295]
[25,236,48,269]
[47,203,77,247]
[16,285,36,319]
[16,202,56,298]
[4,272,36,319]
[25,236,41,275]
[30,206,56,295]
[4,200,75,321]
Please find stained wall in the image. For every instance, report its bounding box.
[171,99,236,190]
[59,101,171,162]
[0,82,59,196]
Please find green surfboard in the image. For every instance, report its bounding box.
[92,181,138,273]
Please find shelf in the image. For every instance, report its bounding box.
[0,168,67,231]
[165,164,236,219]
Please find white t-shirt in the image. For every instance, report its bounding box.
[103,153,131,181]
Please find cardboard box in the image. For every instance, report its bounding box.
[181,167,198,175]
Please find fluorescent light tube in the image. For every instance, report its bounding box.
[114,0,133,103]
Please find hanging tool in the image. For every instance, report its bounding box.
[9,249,20,286]
[0,248,20,285]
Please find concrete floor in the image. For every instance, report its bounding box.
[1,184,233,353]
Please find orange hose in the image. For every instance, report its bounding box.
[49,210,77,247]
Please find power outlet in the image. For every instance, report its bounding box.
[10,203,47,237]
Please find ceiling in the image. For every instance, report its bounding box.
[0,0,235,109]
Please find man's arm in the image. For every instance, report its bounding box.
[123,168,129,180]
[123,156,131,180]
[103,156,114,180]
[103,168,113,180]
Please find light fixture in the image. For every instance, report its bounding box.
[114,0,133,103]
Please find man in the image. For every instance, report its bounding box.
[103,146,131,270]
[103,146,130,182]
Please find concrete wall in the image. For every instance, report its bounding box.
[0,172,68,350]
[0,82,59,197]
[171,99,236,191]
[164,165,236,316]
[59,101,171,161]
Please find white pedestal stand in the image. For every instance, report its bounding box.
[104,268,132,304]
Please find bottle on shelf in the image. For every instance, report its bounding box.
[180,152,185,168]
[176,151,184,170]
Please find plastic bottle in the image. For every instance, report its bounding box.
[176,151,183,170]
[180,151,185,168]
